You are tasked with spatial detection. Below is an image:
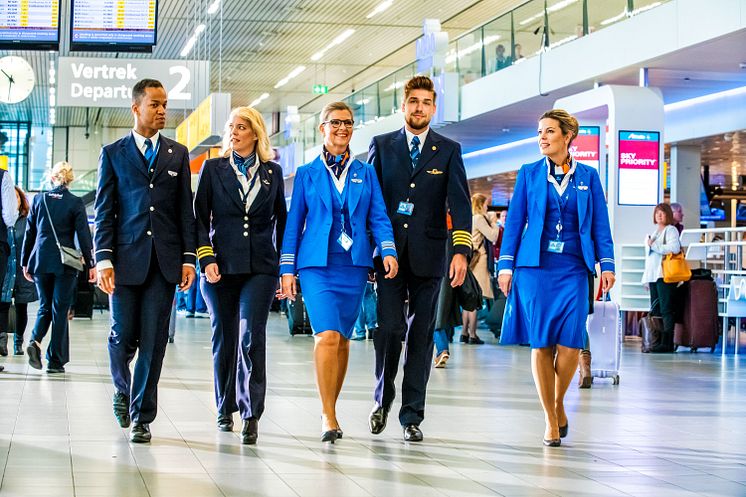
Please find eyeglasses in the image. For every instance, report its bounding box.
[323,119,354,129]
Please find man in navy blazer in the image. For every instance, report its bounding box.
[367,76,472,442]
[94,79,197,443]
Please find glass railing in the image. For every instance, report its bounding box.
[274,0,670,150]
[69,169,98,195]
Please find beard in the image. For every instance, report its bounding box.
[405,114,431,131]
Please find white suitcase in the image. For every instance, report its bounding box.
[586,299,622,385]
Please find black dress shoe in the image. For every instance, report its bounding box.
[26,342,42,370]
[559,423,568,438]
[112,391,131,428]
[543,438,561,447]
[130,423,151,443]
[321,430,338,444]
[368,405,389,435]
[459,334,469,343]
[403,424,423,442]
[0,333,8,356]
[46,365,65,374]
[0,364,4,372]
[217,414,234,432]
[468,336,485,345]
[242,418,258,445]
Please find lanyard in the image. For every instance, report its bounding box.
[331,171,352,235]
[240,166,260,206]
[551,175,574,240]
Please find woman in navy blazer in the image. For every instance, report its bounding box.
[22,161,95,373]
[194,106,287,445]
[497,110,616,447]
[280,102,398,443]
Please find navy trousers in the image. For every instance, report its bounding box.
[31,272,77,367]
[201,273,276,420]
[108,259,174,424]
[374,248,441,426]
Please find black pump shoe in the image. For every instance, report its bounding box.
[543,438,561,447]
[321,430,338,444]
[559,423,569,438]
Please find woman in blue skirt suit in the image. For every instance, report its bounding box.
[280,101,398,443]
[497,109,616,447]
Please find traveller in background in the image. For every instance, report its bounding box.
[280,101,398,444]
[495,44,512,71]
[0,141,17,372]
[461,193,500,345]
[642,203,681,353]
[176,260,208,318]
[0,186,38,356]
[194,106,287,445]
[433,214,460,369]
[497,109,615,447]
[352,274,378,340]
[670,202,684,235]
[22,161,95,373]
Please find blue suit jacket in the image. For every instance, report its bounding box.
[94,132,197,286]
[194,156,287,276]
[21,186,94,275]
[497,159,615,274]
[280,157,396,274]
[368,127,472,278]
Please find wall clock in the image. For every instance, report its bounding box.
[0,56,35,104]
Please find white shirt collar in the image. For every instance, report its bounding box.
[546,156,577,196]
[320,153,351,194]
[405,127,429,153]
[131,129,161,154]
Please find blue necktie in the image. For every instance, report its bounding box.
[410,135,421,171]
[143,138,154,163]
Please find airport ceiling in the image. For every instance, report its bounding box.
[0,0,525,129]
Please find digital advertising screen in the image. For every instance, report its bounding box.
[70,0,157,52]
[0,0,60,50]
[617,130,660,206]
[571,126,600,170]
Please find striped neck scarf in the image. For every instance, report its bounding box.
[322,147,351,179]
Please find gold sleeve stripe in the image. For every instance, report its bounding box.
[452,230,470,236]
[453,240,472,246]
[452,235,472,243]
[197,246,215,257]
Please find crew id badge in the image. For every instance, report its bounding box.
[397,201,414,216]
[337,232,353,251]
[547,240,565,253]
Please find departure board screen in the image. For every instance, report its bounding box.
[0,0,60,50]
[70,0,157,52]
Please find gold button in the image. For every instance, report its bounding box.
[243,224,248,228]
[149,206,154,212]
[147,230,152,236]
[403,223,408,229]
[410,183,415,188]
[149,184,153,189]
[244,216,249,221]
[243,232,248,237]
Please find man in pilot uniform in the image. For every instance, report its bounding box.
[94,79,196,443]
[367,76,471,442]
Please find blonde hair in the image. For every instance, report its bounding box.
[471,193,488,215]
[50,161,74,186]
[319,101,353,124]
[223,106,274,163]
[539,109,579,146]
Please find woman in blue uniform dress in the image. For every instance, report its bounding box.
[497,109,616,447]
[280,102,398,443]
[194,106,287,445]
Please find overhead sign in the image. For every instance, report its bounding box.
[175,93,231,154]
[618,130,660,206]
[312,84,328,95]
[571,126,600,170]
[57,57,209,109]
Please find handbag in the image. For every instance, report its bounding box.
[42,192,85,272]
[641,299,663,353]
[455,269,483,312]
[660,229,691,283]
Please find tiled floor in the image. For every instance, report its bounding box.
[1,309,745,497]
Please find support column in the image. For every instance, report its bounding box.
[670,144,701,229]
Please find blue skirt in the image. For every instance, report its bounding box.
[298,265,369,339]
[500,252,589,349]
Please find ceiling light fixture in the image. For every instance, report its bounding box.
[366,0,393,19]
[310,29,355,61]
[664,85,746,112]
[519,0,578,26]
[274,66,306,89]
[180,24,206,57]
[250,92,270,107]
[206,0,220,15]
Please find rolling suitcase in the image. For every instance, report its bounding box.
[481,289,506,338]
[586,298,622,385]
[674,279,719,352]
[74,280,94,319]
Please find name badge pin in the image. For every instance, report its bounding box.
[262,179,270,185]
[351,178,363,183]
